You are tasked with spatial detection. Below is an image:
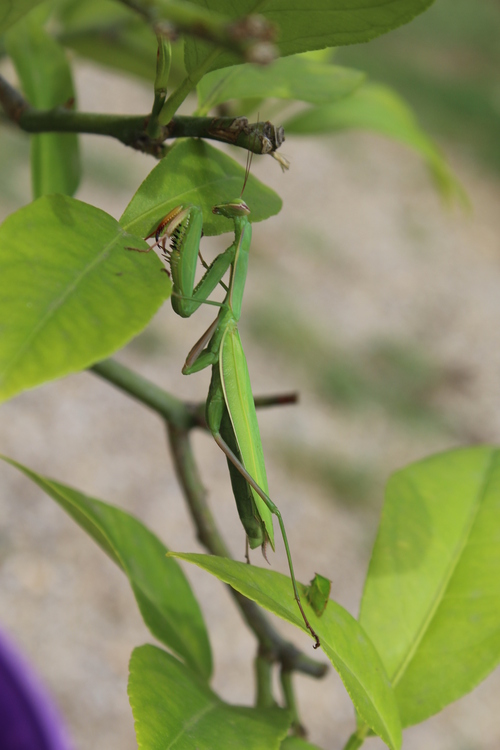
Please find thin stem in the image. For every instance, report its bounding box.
[254,392,298,409]
[157,49,220,126]
[166,422,228,555]
[280,668,305,737]
[168,115,285,154]
[254,649,277,709]
[342,726,369,750]
[147,34,171,139]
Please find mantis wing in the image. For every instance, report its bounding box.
[220,324,275,551]
[220,409,266,550]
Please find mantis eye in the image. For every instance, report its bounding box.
[212,199,250,218]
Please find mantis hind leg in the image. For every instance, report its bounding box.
[212,430,320,649]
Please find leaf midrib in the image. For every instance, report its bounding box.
[391,449,497,686]
[167,703,214,749]
[0,228,127,382]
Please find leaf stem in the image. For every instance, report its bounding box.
[342,725,369,750]
[254,649,278,709]
[157,49,221,126]
[280,668,306,737]
[0,75,285,157]
[91,358,191,429]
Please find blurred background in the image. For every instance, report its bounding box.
[2,0,500,748]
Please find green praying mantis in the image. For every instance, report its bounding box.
[139,184,320,648]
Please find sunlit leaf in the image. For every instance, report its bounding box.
[360,446,500,726]
[184,0,435,75]
[0,195,169,403]
[170,553,402,750]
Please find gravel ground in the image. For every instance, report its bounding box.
[1,63,500,750]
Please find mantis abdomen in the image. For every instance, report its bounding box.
[220,324,275,551]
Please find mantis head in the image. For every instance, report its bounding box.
[212,199,250,219]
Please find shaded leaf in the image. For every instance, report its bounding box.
[285,83,465,203]
[184,0,435,75]
[0,0,45,33]
[0,195,169,403]
[5,10,80,197]
[0,456,212,680]
[197,57,364,114]
[56,0,158,81]
[65,22,156,79]
[120,139,282,238]
[129,645,290,749]
[170,553,402,750]
[360,446,500,726]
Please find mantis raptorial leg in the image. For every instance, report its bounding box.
[142,197,320,648]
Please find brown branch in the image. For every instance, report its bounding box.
[0,75,285,159]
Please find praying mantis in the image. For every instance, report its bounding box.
[141,188,320,648]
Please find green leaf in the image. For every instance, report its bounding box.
[0,456,212,680]
[197,57,364,114]
[305,574,331,617]
[184,0,435,75]
[169,553,402,750]
[0,0,45,33]
[0,195,170,404]
[120,139,282,238]
[359,446,500,726]
[129,645,290,749]
[284,83,465,203]
[5,11,80,197]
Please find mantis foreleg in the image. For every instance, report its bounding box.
[144,205,235,319]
